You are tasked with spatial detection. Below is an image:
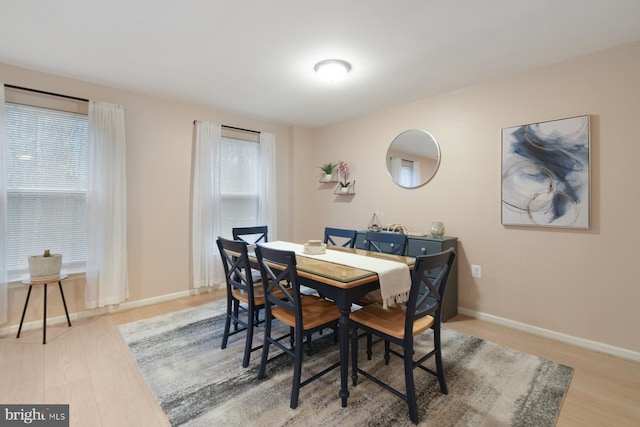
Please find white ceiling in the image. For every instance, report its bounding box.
[1,1,640,128]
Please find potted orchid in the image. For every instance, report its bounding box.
[338,161,351,192]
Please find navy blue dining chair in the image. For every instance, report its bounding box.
[350,247,456,424]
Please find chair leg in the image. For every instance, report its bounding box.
[221,299,232,349]
[233,300,240,331]
[384,340,391,365]
[242,304,254,368]
[366,333,373,360]
[434,326,448,394]
[404,345,419,424]
[257,310,272,380]
[290,327,304,409]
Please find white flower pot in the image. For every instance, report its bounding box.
[324,174,333,181]
[28,254,62,281]
[341,186,349,193]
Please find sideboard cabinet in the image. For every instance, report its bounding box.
[354,231,458,321]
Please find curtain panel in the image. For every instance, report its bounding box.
[0,84,7,324]
[191,124,277,289]
[192,121,223,288]
[259,132,277,239]
[85,100,129,309]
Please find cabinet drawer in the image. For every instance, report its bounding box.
[406,239,443,257]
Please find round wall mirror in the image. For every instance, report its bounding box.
[386,129,441,188]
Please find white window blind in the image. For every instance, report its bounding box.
[4,102,88,280]
[219,136,259,236]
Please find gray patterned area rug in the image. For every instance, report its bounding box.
[118,301,572,427]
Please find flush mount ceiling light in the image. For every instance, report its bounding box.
[314,59,352,82]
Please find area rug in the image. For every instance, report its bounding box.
[118,301,573,426]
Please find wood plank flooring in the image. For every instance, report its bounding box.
[1,290,638,426]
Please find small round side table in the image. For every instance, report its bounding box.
[16,274,72,344]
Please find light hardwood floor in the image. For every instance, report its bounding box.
[1,290,638,426]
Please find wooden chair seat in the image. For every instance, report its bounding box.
[358,289,383,305]
[272,295,340,330]
[232,283,289,306]
[350,304,434,340]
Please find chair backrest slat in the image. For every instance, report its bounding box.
[255,245,303,326]
[323,227,357,248]
[217,236,255,298]
[365,231,407,255]
[405,248,456,335]
[232,226,269,245]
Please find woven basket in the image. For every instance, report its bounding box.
[28,254,62,281]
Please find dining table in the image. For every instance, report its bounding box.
[254,241,415,408]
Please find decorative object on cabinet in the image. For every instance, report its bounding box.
[430,221,445,238]
[367,212,382,231]
[318,162,338,182]
[502,115,590,229]
[355,231,458,321]
[386,129,441,189]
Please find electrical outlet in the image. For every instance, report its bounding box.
[471,264,482,278]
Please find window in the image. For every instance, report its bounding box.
[4,102,88,281]
[219,136,260,237]
[399,159,415,187]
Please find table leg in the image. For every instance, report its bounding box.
[16,285,33,339]
[43,283,47,344]
[58,280,72,327]
[338,306,350,407]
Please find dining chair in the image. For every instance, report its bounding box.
[217,236,266,368]
[323,227,357,248]
[364,230,407,255]
[232,226,268,245]
[255,244,341,409]
[349,247,456,424]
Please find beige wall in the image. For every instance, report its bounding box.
[296,41,640,354]
[1,63,292,328]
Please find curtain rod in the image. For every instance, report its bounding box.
[4,84,89,103]
[193,120,260,135]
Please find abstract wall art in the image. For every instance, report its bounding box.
[501,115,590,228]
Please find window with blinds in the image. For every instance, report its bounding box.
[219,136,259,236]
[4,102,88,280]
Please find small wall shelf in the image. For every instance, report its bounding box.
[319,173,338,183]
[334,182,355,195]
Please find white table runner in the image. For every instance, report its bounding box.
[260,241,411,308]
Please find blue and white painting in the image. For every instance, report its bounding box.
[501,115,590,228]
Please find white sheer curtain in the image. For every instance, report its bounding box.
[0,84,7,324]
[390,157,403,182]
[259,132,277,239]
[412,161,421,187]
[85,100,129,309]
[192,121,222,288]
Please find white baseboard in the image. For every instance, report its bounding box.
[0,288,212,338]
[457,307,640,363]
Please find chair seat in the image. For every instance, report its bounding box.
[358,289,383,305]
[232,283,287,306]
[273,295,340,330]
[350,304,434,340]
